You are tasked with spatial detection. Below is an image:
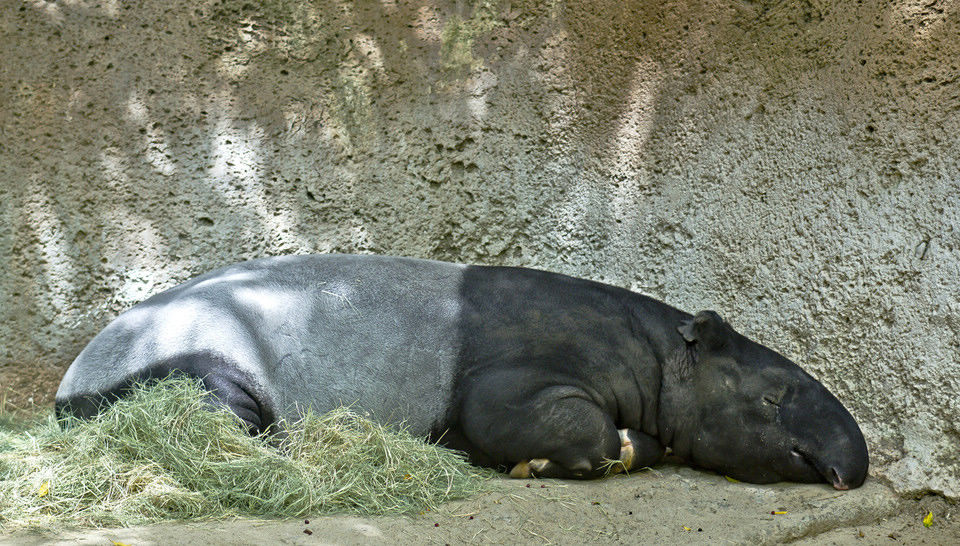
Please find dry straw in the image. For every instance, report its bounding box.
[0,377,489,531]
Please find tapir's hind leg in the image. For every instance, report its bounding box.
[459,372,664,479]
[149,352,279,435]
[199,370,273,435]
[56,351,277,436]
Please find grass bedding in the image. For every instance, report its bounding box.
[0,377,489,531]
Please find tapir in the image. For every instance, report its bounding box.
[56,254,869,489]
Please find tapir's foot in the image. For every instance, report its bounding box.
[507,429,664,479]
[609,428,638,474]
[614,428,665,473]
[509,458,551,478]
[509,458,594,479]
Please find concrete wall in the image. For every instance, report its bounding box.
[1,0,957,498]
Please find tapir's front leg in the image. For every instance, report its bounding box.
[459,369,664,479]
[612,428,665,474]
[508,428,664,478]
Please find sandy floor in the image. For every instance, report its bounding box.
[4,465,956,545]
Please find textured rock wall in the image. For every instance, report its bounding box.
[1,0,957,497]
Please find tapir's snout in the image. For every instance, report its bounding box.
[819,425,869,490]
[794,442,867,490]
[831,470,855,491]
[783,386,869,490]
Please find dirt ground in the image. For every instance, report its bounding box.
[3,465,955,545]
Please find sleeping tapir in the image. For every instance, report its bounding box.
[56,254,868,489]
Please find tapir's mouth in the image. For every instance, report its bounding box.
[791,447,850,490]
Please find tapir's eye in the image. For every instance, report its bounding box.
[762,394,781,407]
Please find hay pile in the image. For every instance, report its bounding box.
[0,377,488,531]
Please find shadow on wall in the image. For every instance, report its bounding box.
[0,0,701,364]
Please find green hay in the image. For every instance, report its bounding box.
[0,377,489,531]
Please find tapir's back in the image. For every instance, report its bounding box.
[56,254,468,435]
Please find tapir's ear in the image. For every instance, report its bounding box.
[678,310,728,350]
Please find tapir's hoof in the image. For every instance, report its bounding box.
[509,460,530,478]
[509,458,551,478]
[617,429,636,471]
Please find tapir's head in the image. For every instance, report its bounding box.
[660,310,868,489]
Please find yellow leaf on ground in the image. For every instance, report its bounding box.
[36,481,49,498]
[922,511,933,527]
